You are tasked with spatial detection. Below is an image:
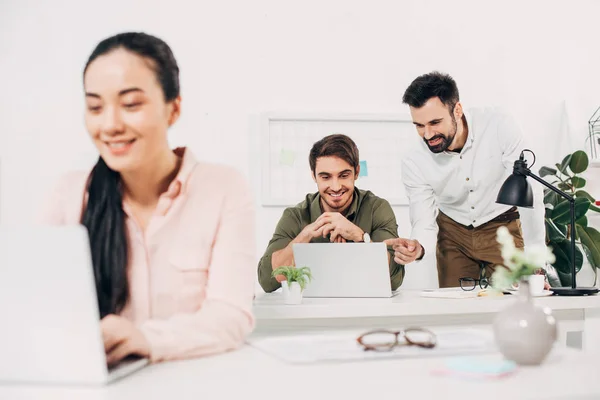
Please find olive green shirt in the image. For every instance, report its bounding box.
[257,188,405,293]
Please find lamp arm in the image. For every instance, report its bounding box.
[522,170,575,203]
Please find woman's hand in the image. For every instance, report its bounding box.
[101,314,151,366]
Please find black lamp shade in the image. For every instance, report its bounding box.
[496,174,533,208]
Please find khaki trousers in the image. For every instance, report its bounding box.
[436,210,524,288]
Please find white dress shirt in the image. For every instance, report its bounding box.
[401,107,546,258]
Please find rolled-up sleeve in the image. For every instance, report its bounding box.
[139,170,257,362]
[257,208,302,293]
[370,199,405,290]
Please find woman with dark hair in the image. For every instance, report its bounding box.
[39,32,256,365]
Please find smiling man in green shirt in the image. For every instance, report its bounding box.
[257,134,405,293]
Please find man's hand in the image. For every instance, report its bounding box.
[101,314,151,367]
[383,238,423,265]
[315,212,363,242]
[296,218,331,243]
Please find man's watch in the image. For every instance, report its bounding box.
[363,232,371,243]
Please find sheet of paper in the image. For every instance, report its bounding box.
[419,290,479,299]
[248,329,496,364]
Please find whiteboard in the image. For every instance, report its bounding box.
[259,113,416,206]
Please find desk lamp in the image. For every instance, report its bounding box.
[496,150,599,296]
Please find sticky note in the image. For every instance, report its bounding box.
[359,160,368,177]
[279,148,296,167]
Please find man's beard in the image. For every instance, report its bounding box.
[424,116,458,153]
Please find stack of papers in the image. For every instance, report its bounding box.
[249,329,496,364]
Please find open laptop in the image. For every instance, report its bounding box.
[292,242,397,298]
[0,225,148,385]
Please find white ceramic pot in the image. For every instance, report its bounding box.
[493,279,558,365]
[284,282,303,305]
[281,280,290,297]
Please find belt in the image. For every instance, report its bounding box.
[466,207,520,230]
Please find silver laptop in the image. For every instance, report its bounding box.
[292,242,395,298]
[0,225,148,385]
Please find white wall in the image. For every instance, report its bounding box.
[2,0,600,290]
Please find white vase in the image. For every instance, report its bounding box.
[284,282,303,305]
[493,279,558,365]
[281,280,290,297]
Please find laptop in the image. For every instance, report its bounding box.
[292,242,396,298]
[0,225,148,385]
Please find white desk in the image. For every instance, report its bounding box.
[253,289,600,353]
[0,345,598,400]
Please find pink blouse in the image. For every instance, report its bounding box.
[38,148,256,362]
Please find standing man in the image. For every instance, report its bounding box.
[257,134,405,293]
[386,71,546,288]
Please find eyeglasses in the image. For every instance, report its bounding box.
[459,277,489,291]
[356,328,437,351]
[460,262,491,291]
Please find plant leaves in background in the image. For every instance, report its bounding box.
[576,216,588,228]
[575,190,596,202]
[558,154,573,175]
[590,204,600,213]
[544,189,561,207]
[577,226,600,269]
[571,176,586,189]
[569,150,589,174]
[581,243,594,270]
[539,166,557,177]
[550,240,583,286]
[551,197,591,225]
[545,219,566,242]
[558,182,572,191]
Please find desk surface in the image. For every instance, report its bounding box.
[0,346,597,400]
[253,289,600,320]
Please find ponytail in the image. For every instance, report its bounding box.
[81,157,129,318]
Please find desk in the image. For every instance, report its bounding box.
[253,289,600,353]
[0,346,598,400]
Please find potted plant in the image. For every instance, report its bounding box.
[538,150,600,287]
[491,226,557,291]
[271,266,313,305]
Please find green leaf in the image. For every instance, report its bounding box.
[558,182,572,191]
[581,243,595,270]
[551,197,591,225]
[557,270,572,287]
[558,154,573,175]
[571,176,586,189]
[590,204,600,213]
[539,166,557,177]
[577,226,600,269]
[575,190,596,202]
[545,218,566,242]
[569,150,589,174]
[576,216,588,228]
[550,240,583,285]
[544,189,561,207]
[272,265,313,290]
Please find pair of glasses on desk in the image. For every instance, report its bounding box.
[460,261,491,291]
[459,277,489,291]
[356,328,437,351]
